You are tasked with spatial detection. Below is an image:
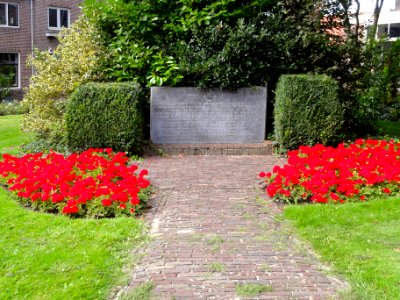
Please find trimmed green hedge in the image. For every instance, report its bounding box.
[65,82,145,154]
[274,74,344,150]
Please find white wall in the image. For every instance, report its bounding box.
[358,0,397,13]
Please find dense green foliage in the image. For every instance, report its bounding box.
[65,82,145,154]
[173,0,336,88]
[285,197,400,299]
[83,0,339,89]
[274,74,344,150]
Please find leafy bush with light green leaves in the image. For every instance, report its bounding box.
[65,82,145,154]
[22,16,106,146]
[274,74,344,151]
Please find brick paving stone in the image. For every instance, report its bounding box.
[114,155,348,299]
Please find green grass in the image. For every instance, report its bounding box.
[285,198,400,299]
[120,282,154,300]
[235,283,273,297]
[206,234,224,245]
[377,120,400,138]
[0,115,32,155]
[0,188,146,299]
[207,262,225,273]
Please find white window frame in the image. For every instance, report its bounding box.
[0,2,19,28]
[48,7,70,30]
[376,23,400,41]
[0,52,20,89]
[389,23,400,40]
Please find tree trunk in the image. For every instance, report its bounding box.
[354,0,360,42]
[370,0,384,39]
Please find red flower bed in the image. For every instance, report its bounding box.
[260,139,400,203]
[0,148,150,217]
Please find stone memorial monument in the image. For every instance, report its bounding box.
[150,87,267,144]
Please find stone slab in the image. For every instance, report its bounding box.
[150,87,267,144]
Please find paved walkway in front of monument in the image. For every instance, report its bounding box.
[116,155,347,300]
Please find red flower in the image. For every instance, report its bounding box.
[130,195,140,205]
[102,199,112,207]
[139,169,149,176]
[382,187,391,194]
[63,205,79,214]
[330,193,340,201]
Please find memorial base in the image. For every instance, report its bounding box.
[145,141,274,156]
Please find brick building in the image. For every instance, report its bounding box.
[0,0,81,99]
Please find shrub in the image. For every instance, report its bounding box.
[260,139,400,204]
[65,82,145,154]
[274,74,344,151]
[0,100,28,116]
[0,149,150,218]
[22,16,106,145]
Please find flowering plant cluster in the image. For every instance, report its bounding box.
[260,139,400,203]
[0,148,150,218]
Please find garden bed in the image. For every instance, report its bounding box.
[0,149,150,218]
[260,139,400,203]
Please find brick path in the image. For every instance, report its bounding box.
[117,155,347,299]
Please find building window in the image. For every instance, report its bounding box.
[377,24,388,38]
[48,7,69,30]
[0,2,19,27]
[377,23,400,40]
[390,23,400,39]
[0,53,19,88]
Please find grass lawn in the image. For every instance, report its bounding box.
[0,115,147,299]
[377,120,400,138]
[0,188,146,299]
[0,115,32,155]
[285,198,400,299]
